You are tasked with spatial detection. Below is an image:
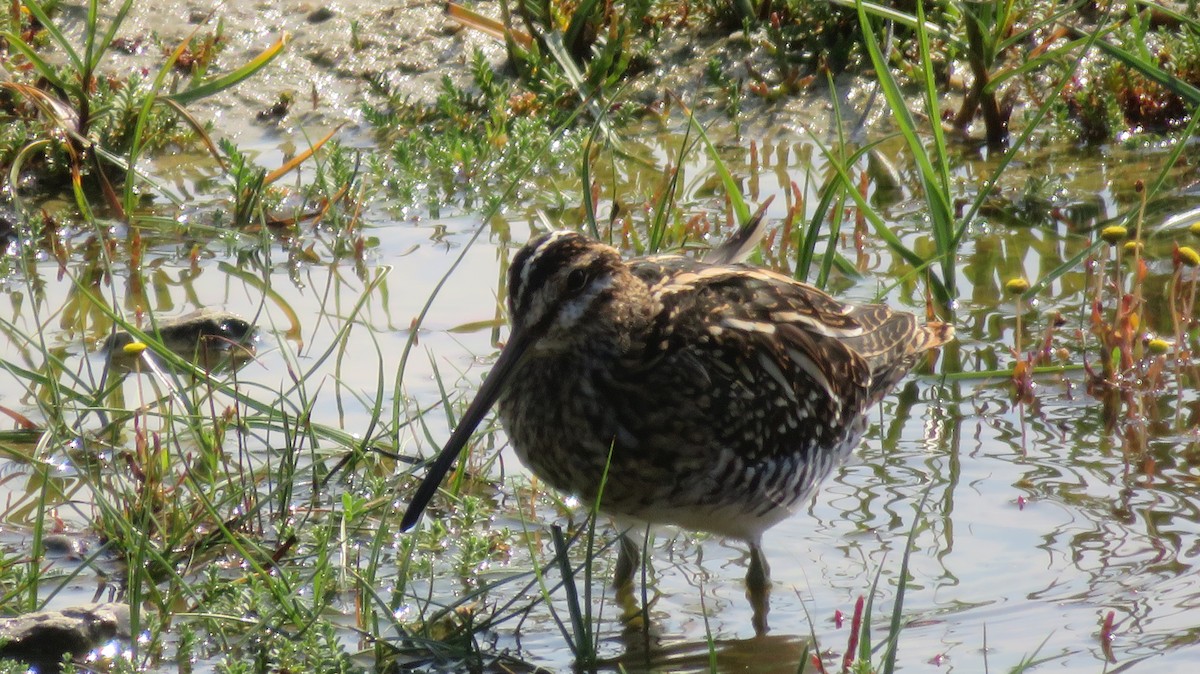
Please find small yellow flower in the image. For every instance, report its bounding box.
[1100,225,1128,245]
[1005,277,1030,295]
[1122,241,1144,256]
[1147,338,1170,354]
[1188,222,1200,238]
[122,341,148,355]
[1179,246,1200,268]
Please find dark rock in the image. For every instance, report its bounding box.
[40,534,87,559]
[0,603,130,673]
[307,7,335,23]
[102,309,259,374]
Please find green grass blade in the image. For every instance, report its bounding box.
[855,0,956,299]
[563,0,602,54]
[163,34,288,105]
[915,0,955,293]
[1,36,72,93]
[92,0,136,72]
[914,0,951,200]
[831,0,961,48]
[19,0,84,73]
[579,118,604,239]
[678,98,751,226]
[645,120,695,253]
[985,35,1093,92]
[1091,37,1200,104]
[82,0,99,70]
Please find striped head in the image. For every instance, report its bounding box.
[506,231,650,352]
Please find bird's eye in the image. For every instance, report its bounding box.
[566,269,588,293]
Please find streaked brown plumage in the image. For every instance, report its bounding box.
[402,224,952,633]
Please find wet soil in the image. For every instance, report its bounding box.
[84,0,506,137]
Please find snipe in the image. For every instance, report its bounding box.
[401,221,952,633]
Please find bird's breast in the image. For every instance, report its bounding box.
[497,353,628,495]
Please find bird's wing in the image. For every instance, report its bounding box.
[620,260,878,464]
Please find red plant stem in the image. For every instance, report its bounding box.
[1100,610,1117,663]
[843,595,865,673]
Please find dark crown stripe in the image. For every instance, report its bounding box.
[508,232,561,316]
[507,239,538,315]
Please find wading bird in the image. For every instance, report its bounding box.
[402,218,951,633]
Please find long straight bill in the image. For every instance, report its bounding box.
[399,326,535,531]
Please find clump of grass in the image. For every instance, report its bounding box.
[1,0,285,220]
[1059,8,1200,142]
[213,127,347,230]
[364,49,585,214]
[0,275,480,671]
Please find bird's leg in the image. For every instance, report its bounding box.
[747,542,771,589]
[614,532,648,630]
[614,533,639,591]
[747,541,771,635]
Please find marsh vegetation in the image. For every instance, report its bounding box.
[2,0,1200,672]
